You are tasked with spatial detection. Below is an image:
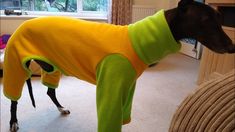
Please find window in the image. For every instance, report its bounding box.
[0,0,108,19]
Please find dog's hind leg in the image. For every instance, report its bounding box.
[10,101,19,132]
[47,88,70,115]
[34,60,70,115]
[9,60,32,132]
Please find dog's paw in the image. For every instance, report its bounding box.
[58,107,70,115]
[10,122,19,132]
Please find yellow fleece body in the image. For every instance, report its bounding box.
[41,70,61,88]
[3,16,147,101]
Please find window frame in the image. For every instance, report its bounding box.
[0,0,109,20]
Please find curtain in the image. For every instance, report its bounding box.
[110,0,133,25]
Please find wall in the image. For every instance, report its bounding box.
[0,18,26,34]
[169,0,180,8]
[134,0,169,9]
[133,0,179,9]
[0,17,106,34]
[0,0,180,34]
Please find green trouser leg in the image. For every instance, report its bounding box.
[122,83,136,124]
[96,54,137,132]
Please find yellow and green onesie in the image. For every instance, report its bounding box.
[3,10,181,132]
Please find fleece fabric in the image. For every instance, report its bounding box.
[3,10,180,132]
[3,16,146,100]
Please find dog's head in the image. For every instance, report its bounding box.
[170,0,235,53]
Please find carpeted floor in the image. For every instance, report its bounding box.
[0,53,200,132]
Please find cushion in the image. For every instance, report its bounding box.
[169,69,235,132]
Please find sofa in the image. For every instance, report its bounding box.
[169,69,235,132]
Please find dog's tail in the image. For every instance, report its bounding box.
[26,79,36,108]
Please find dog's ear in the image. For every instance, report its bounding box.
[178,0,194,7]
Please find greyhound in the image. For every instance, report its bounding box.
[4,0,235,131]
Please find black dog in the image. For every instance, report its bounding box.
[7,0,235,131]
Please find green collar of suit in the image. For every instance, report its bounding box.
[128,10,181,65]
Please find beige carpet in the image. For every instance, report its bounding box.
[0,53,200,132]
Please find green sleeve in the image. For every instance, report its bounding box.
[96,54,137,132]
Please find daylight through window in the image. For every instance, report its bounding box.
[0,0,108,15]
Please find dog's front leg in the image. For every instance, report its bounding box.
[47,88,70,115]
[96,55,137,132]
[10,101,19,132]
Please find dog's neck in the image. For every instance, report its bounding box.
[165,8,186,41]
